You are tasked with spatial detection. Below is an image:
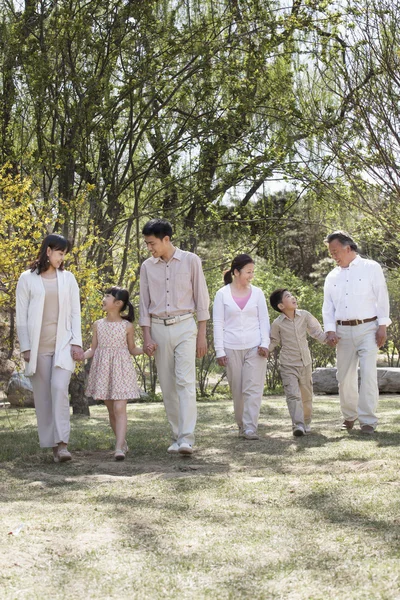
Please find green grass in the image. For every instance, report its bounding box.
[1,396,400,600]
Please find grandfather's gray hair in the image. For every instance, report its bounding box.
[324,230,358,251]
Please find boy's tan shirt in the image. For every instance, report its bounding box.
[268,309,327,367]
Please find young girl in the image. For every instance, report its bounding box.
[78,287,143,460]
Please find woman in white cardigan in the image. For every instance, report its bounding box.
[213,254,270,439]
[16,234,83,462]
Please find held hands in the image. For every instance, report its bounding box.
[144,337,158,357]
[258,347,269,358]
[326,331,340,348]
[71,345,84,361]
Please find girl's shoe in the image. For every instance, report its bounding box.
[122,441,129,454]
[114,449,126,461]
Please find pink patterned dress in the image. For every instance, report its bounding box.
[86,319,140,400]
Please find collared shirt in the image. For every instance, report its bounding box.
[139,247,210,327]
[322,255,391,332]
[268,309,327,367]
[213,284,270,357]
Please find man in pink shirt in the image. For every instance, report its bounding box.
[139,219,210,455]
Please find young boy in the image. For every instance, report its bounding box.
[268,289,327,436]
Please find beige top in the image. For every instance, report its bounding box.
[268,309,327,367]
[38,277,59,354]
[139,247,210,327]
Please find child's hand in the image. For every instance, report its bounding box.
[71,345,84,361]
[258,347,269,358]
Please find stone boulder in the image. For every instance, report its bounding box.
[6,372,34,408]
[312,367,400,394]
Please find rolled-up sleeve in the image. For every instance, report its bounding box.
[191,255,210,321]
[139,262,151,327]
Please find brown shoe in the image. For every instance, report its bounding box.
[360,425,374,435]
[340,420,356,430]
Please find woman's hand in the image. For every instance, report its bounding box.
[71,345,84,361]
[22,350,31,362]
[258,347,269,358]
[216,356,228,367]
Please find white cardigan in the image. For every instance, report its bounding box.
[16,269,82,376]
[213,284,270,358]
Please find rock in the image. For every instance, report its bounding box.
[6,372,34,408]
[312,367,400,394]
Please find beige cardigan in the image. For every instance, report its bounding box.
[16,269,82,376]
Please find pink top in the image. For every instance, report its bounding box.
[232,290,252,310]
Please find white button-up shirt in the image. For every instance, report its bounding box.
[322,255,391,332]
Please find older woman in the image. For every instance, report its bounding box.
[16,234,83,462]
[213,254,270,440]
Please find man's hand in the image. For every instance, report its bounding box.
[376,325,387,348]
[22,350,31,362]
[258,347,269,358]
[196,332,207,358]
[144,337,158,357]
[326,331,340,348]
[216,356,228,367]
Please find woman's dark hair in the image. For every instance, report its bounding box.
[224,254,254,285]
[105,287,135,322]
[30,234,71,274]
[269,288,288,313]
[142,218,173,240]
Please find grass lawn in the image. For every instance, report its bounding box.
[1,395,400,600]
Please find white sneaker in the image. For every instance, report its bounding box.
[243,430,259,440]
[167,442,180,454]
[178,443,193,455]
[293,425,305,437]
[304,424,311,434]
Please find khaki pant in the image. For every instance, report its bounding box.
[151,317,197,446]
[225,347,267,432]
[31,353,72,448]
[280,363,313,428]
[336,321,379,427]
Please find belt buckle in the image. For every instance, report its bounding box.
[164,317,176,326]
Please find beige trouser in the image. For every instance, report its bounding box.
[280,363,313,428]
[336,321,379,427]
[151,317,197,446]
[225,347,267,432]
[31,354,72,448]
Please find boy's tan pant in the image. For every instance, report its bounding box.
[31,353,72,448]
[280,363,313,428]
[225,347,267,432]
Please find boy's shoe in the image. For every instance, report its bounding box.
[293,425,305,437]
[178,443,193,455]
[167,442,180,454]
[304,424,311,434]
[114,449,126,461]
[58,447,72,462]
[243,430,259,440]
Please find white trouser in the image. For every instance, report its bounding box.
[336,321,379,427]
[225,347,267,432]
[30,353,72,448]
[151,317,197,446]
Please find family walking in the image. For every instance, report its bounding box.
[16,226,390,461]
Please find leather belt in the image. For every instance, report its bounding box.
[336,316,377,326]
[151,313,193,326]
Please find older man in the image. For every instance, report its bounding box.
[322,231,391,434]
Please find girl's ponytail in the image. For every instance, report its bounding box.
[123,301,135,323]
[223,270,233,285]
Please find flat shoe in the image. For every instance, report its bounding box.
[360,425,374,435]
[341,420,356,431]
[58,448,72,462]
[114,449,125,461]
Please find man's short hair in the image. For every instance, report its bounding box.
[142,218,173,240]
[269,288,288,313]
[324,230,358,251]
